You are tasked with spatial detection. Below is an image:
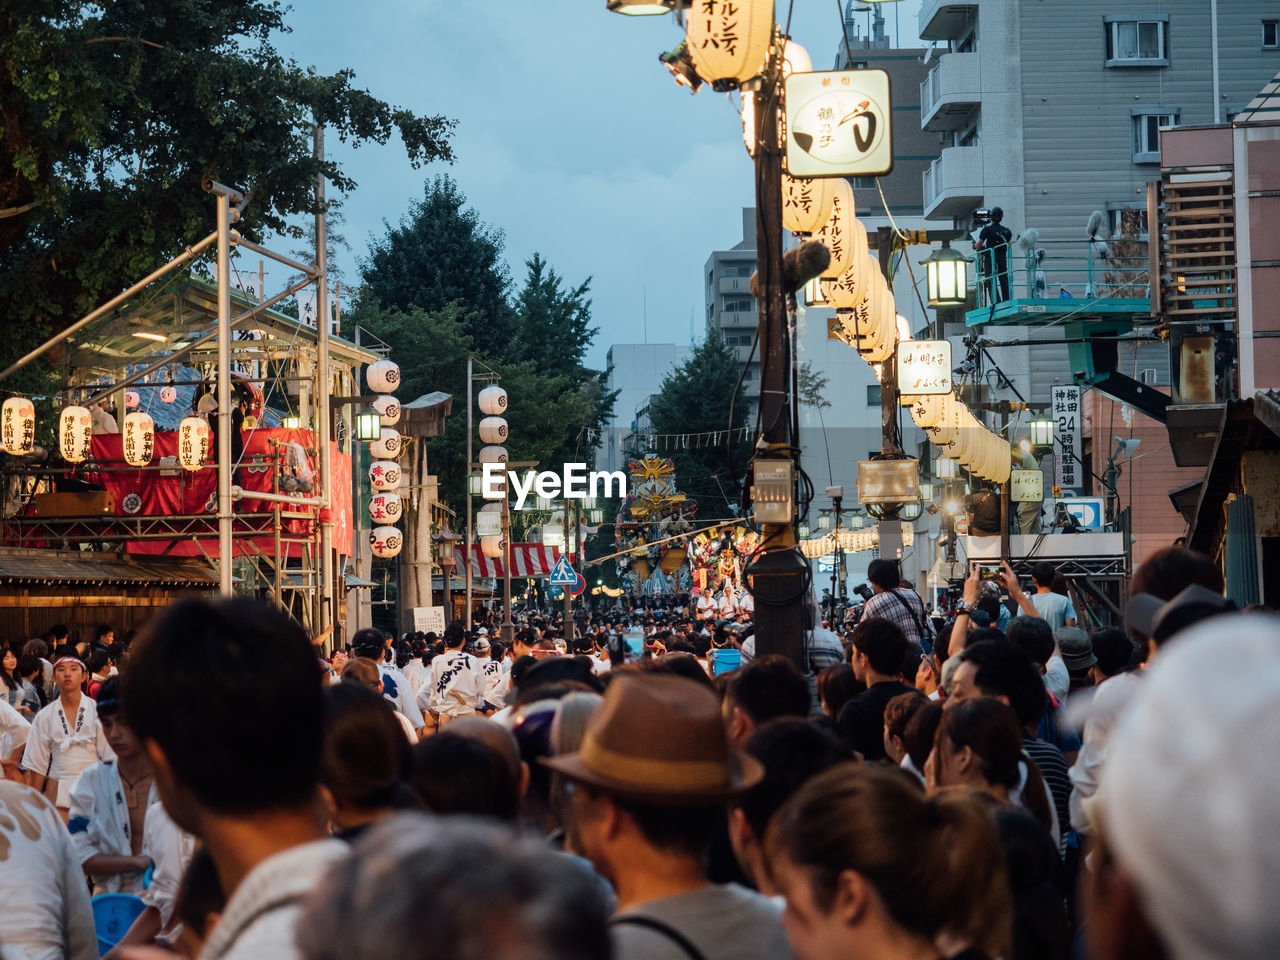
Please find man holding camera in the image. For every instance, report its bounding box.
[857,559,932,651]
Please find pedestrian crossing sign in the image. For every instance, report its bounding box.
[549,555,577,586]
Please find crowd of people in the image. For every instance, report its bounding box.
[0,544,1275,960]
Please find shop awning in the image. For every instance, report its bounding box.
[453,544,564,579]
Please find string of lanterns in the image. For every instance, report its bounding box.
[367,358,404,560]
[797,525,915,559]
[476,384,509,560]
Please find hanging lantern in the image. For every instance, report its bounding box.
[936,456,959,480]
[477,385,508,416]
[686,0,773,87]
[478,417,508,444]
[372,394,400,426]
[354,412,382,442]
[990,439,1012,485]
[369,427,401,459]
[122,412,155,467]
[781,39,812,76]
[1,397,35,456]
[925,397,961,448]
[815,179,856,278]
[159,386,178,404]
[480,534,507,559]
[1029,419,1055,448]
[478,445,508,467]
[781,175,837,235]
[366,359,400,393]
[908,394,947,429]
[124,390,140,409]
[369,460,401,491]
[921,241,972,308]
[819,221,870,308]
[59,406,93,463]
[368,491,403,524]
[177,416,210,470]
[370,526,403,559]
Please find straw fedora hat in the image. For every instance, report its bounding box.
[541,673,763,805]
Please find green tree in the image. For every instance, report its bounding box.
[355,176,513,358]
[0,0,454,391]
[640,330,752,516]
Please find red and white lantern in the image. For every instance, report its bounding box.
[369,460,401,491]
[122,412,155,467]
[178,416,210,470]
[370,525,403,559]
[59,406,93,463]
[1,397,36,455]
[368,491,403,524]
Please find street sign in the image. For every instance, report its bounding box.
[897,340,952,396]
[1010,469,1044,503]
[784,70,893,178]
[570,573,586,597]
[1058,497,1105,529]
[549,555,577,587]
[816,554,837,573]
[1051,385,1083,495]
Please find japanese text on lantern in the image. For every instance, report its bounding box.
[698,1,739,56]
[896,340,952,396]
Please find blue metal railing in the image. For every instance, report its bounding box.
[972,241,1150,307]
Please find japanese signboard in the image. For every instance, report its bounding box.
[784,70,893,178]
[1009,469,1044,503]
[412,606,446,635]
[1051,385,1083,495]
[896,340,952,396]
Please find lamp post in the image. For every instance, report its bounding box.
[921,241,972,309]
[1029,418,1055,450]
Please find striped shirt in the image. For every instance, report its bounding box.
[1024,736,1072,853]
[861,588,930,648]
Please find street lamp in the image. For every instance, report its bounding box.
[935,457,958,480]
[1029,419,1055,448]
[921,242,972,308]
[607,0,683,13]
[354,411,381,442]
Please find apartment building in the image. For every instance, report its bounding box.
[595,343,691,474]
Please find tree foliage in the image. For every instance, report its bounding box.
[640,330,752,516]
[0,0,455,389]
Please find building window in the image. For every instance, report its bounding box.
[1265,20,1279,48]
[1105,17,1169,67]
[851,176,876,189]
[723,295,754,312]
[867,384,882,405]
[1107,204,1149,240]
[1132,110,1177,163]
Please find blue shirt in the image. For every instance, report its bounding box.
[1030,591,1076,631]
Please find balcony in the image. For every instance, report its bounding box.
[920,53,981,131]
[922,145,984,219]
[718,276,752,293]
[919,0,977,41]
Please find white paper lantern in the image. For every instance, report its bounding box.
[478,417,508,444]
[686,0,773,86]
[478,445,508,467]
[122,412,155,467]
[480,534,507,559]
[781,175,836,235]
[925,397,961,447]
[781,39,812,76]
[815,179,856,278]
[990,439,1012,485]
[477,385,508,416]
[59,406,93,463]
[366,359,400,393]
[372,394,400,426]
[368,491,403,524]
[1,397,35,455]
[369,460,401,490]
[177,416,210,470]
[819,221,870,308]
[370,525,403,559]
[124,390,140,409]
[159,386,178,404]
[369,427,401,459]
[908,394,947,429]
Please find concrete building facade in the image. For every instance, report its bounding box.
[596,343,691,474]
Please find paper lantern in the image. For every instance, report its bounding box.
[781,39,812,76]
[124,390,140,409]
[819,221,870,308]
[366,359,400,393]
[478,445,508,466]
[369,427,401,459]
[159,386,178,404]
[480,535,507,559]
[815,179,856,279]
[925,397,961,447]
[368,491,403,524]
[477,385,508,415]
[908,394,947,429]
[369,460,401,490]
[59,406,93,463]
[478,417,508,444]
[686,0,773,87]
[990,439,1012,485]
[177,416,210,470]
[122,412,155,467]
[372,394,400,427]
[370,526,403,559]
[1,397,35,455]
[781,175,836,235]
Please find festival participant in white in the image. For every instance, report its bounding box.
[21,653,113,811]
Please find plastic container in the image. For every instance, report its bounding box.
[91,892,145,956]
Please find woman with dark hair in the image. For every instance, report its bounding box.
[318,683,418,841]
[768,764,1012,960]
[816,663,863,722]
[926,698,1054,835]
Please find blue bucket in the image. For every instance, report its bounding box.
[710,647,741,676]
[91,893,145,956]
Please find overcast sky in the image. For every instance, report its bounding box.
[271,0,924,368]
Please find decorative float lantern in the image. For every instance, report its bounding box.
[59,406,93,463]
[478,445,508,467]
[370,525,403,559]
[177,416,210,470]
[366,358,400,393]
[480,534,507,559]
[159,385,178,404]
[368,491,403,524]
[369,460,401,491]
[369,428,401,460]
[478,417,508,444]
[1,397,35,455]
[372,394,400,426]
[477,385,508,416]
[122,412,155,467]
[815,179,856,279]
[781,175,837,236]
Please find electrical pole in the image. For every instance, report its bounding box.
[746,45,807,671]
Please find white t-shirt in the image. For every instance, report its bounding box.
[20,696,114,807]
[140,800,197,929]
[426,650,486,719]
[0,697,31,762]
[67,760,154,894]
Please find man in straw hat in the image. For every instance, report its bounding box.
[544,673,791,960]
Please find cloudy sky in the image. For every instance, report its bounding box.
[272,0,923,367]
